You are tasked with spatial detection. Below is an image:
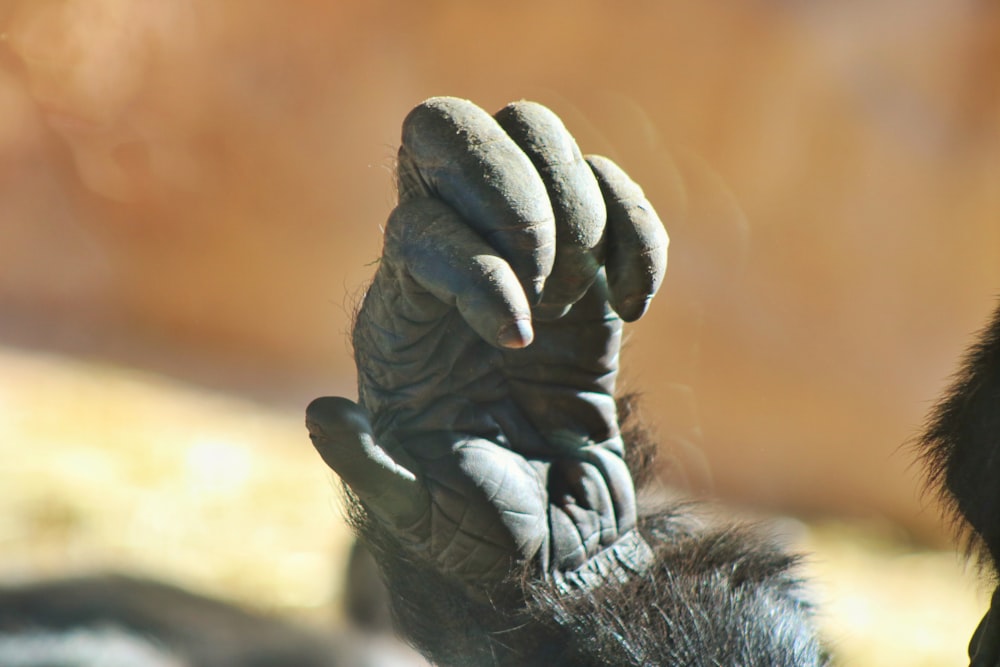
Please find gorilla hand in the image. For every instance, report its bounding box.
[306,97,667,591]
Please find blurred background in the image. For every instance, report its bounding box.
[2,0,999,664]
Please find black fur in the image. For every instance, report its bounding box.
[347,498,824,666]
[0,574,421,667]
[918,300,1000,664]
[919,301,1000,571]
[345,398,826,667]
[532,513,823,666]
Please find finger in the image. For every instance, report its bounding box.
[493,101,606,320]
[565,460,619,548]
[397,97,556,304]
[586,155,669,322]
[582,446,637,538]
[550,505,589,571]
[306,396,427,524]
[385,197,534,349]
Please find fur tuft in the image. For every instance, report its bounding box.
[528,510,826,667]
[918,300,1000,572]
[617,393,661,489]
[346,484,826,666]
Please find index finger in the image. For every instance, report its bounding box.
[397,97,556,304]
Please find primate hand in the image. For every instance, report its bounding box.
[307,97,667,590]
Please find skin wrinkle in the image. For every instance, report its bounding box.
[365,345,458,392]
[479,449,514,507]
[549,509,587,569]
[423,492,507,577]
[428,483,471,544]
[437,535,489,577]
[505,381,618,412]
[502,347,617,375]
[369,335,492,403]
[362,295,502,411]
[433,521,505,573]
[379,306,453,355]
[584,447,633,528]
[576,464,618,545]
[423,463,536,558]
[560,504,601,556]
[395,153,433,200]
[565,464,599,511]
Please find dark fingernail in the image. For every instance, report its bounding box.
[497,318,534,349]
[618,295,652,322]
[529,277,547,305]
[305,419,323,437]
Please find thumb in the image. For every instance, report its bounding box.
[306,396,427,523]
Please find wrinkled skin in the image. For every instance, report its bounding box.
[306,97,667,589]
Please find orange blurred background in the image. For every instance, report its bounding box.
[3,0,1000,545]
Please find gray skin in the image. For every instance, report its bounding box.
[305,97,667,591]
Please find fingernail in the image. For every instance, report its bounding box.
[619,295,652,322]
[304,418,326,439]
[497,318,534,349]
[529,278,546,305]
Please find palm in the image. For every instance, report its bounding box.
[307,97,666,589]
[353,260,626,581]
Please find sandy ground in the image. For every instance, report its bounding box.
[0,344,988,665]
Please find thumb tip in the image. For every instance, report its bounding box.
[305,396,372,440]
[306,395,355,418]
